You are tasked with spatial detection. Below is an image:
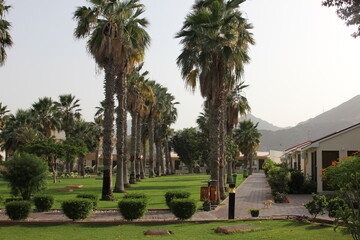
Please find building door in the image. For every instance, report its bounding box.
[311,151,317,182]
[322,151,339,191]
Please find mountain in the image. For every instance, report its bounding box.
[241,114,284,131]
[258,95,360,151]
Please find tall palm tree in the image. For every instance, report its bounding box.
[176,0,254,204]
[225,81,249,183]
[233,120,261,176]
[145,80,157,178]
[74,0,119,200]
[31,97,61,138]
[0,0,12,66]
[113,0,150,191]
[74,0,150,199]
[127,64,149,183]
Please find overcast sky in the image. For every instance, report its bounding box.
[1,0,359,130]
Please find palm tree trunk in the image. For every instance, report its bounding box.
[249,150,254,175]
[164,140,171,175]
[114,71,126,193]
[123,111,130,188]
[209,101,220,205]
[161,142,166,176]
[94,142,100,174]
[148,116,155,178]
[209,69,226,205]
[219,92,227,200]
[155,141,161,177]
[136,114,143,180]
[129,112,137,184]
[142,138,147,178]
[226,161,233,184]
[101,63,116,201]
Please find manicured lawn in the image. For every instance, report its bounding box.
[0,220,351,240]
[0,174,244,209]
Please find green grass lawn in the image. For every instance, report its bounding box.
[0,220,351,240]
[0,174,244,209]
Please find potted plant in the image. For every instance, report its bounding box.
[203,198,211,211]
[249,208,260,217]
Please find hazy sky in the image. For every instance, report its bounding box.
[1,0,359,130]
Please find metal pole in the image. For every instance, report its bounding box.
[228,183,236,219]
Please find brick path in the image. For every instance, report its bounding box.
[0,173,330,223]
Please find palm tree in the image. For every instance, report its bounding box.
[31,97,61,138]
[225,81,250,183]
[0,102,9,130]
[74,0,119,200]
[233,120,261,176]
[126,64,149,183]
[55,94,81,138]
[74,0,150,199]
[0,110,41,160]
[0,0,12,66]
[176,0,254,204]
[113,0,150,191]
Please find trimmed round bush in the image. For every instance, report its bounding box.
[118,198,147,220]
[5,200,32,220]
[33,195,54,212]
[77,193,98,210]
[62,199,93,221]
[170,199,197,220]
[165,191,190,208]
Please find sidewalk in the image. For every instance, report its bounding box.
[0,173,329,223]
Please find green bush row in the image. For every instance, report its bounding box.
[164,191,196,220]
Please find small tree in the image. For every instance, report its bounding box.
[323,154,360,240]
[172,128,201,174]
[304,193,328,219]
[1,153,48,200]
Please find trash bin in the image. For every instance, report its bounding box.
[243,169,247,178]
[232,173,237,184]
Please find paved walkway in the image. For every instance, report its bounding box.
[0,173,329,223]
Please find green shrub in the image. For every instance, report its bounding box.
[164,191,190,208]
[123,193,148,201]
[33,195,54,212]
[268,165,290,193]
[288,169,305,194]
[0,195,3,205]
[1,153,48,200]
[62,199,93,221]
[263,159,275,176]
[304,193,328,219]
[170,199,197,220]
[273,192,288,203]
[301,179,317,194]
[5,200,32,220]
[118,198,147,220]
[77,193,98,210]
[327,197,347,218]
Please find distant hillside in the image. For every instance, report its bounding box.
[241,114,284,131]
[258,95,360,151]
